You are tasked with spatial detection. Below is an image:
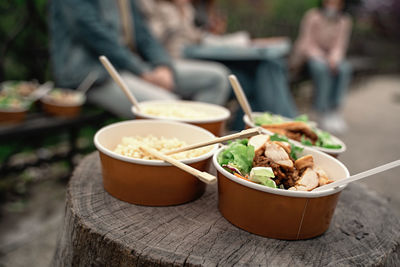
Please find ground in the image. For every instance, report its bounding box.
[0,74,399,266]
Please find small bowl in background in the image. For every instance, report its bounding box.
[243,112,346,157]
[132,100,231,136]
[0,93,30,124]
[0,107,28,124]
[41,88,85,118]
[1,81,39,99]
[94,120,218,206]
[213,145,349,240]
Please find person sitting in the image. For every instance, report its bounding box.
[49,0,230,119]
[139,0,297,130]
[291,0,353,134]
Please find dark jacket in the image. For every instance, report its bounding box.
[50,0,173,88]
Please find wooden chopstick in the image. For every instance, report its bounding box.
[229,74,254,122]
[165,127,263,155]
[139,146,217,184]
[99,55,141,111]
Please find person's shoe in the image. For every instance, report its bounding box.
[319,111,347,135]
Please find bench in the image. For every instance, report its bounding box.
[0,105,111,178]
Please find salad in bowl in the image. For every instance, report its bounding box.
[244,112,346,156]
[213,133,349,239]
[217,134,334,191]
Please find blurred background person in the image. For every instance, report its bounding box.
[139,0,297,129]
[191,0,227,35]
[50,0,230,119]
[291,0,352,134]
[138,0,250,58]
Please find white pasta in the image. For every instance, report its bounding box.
[114,135,212,160]
[142,104,211,120]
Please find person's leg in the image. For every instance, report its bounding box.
[173,59,230,105]
[254,59,297,117]
[330,60,352,110]
[87,72,178,118]
[307,59,333,113]
[321,60,352,133]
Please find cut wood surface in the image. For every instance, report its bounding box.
[53,152,400,266]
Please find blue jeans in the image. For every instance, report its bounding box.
[229,58,298,129]
[308,59,352,112]
[254,59,297,117]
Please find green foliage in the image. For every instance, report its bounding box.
[217,0,318,38]
[0,0,50,82]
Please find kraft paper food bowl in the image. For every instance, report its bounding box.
[0,107,28,124]
[94,120,218,206]
[213,145,349,240]
[131,100,231,136]
[243,112,346,158]
[41,89,85,118]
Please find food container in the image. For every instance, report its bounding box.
[0,107,28,124]
[1,81,39,98]
[131,100,230,136]
[244,112,346,157]
[94,120,218,206]
[0,92,30,124]
[41,89,85,117]
[213,145,349,240]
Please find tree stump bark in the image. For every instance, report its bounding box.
[53,152,400,266]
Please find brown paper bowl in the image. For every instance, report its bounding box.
[0,107,27,124]
[213,146,349,240]
[243,112,346,158]
[131,100,230,136]
[94,120,218,206]
[40,89,85,118]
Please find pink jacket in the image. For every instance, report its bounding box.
[291,8,352,69]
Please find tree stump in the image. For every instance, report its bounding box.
[53,152,400,266]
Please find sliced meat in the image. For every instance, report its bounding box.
[264,141,293,169]
[289,168,319,191]
[253,155,290,187]
[273,141,291,155]
[313,166,334,186]
[319,176,333,186]
[285,131,303,142]
[295,155,314,170]
[261,127,287,137]
[248,134,269,155]
[263,121,318,143]
[313,166,328,179]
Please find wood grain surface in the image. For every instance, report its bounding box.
[52,152,400,266]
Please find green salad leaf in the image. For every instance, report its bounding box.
[314,129,342,149]
[217,139,255,175]
[0,94,30,109]
[269,133,289,142]
[254,112,285,126]
[249,167,276,188]
[294,114,309,122]
[289,143,303,160]
[300,135,313,146]
[254,112,309,126]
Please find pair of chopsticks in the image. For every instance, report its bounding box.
[140,127,262,184]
